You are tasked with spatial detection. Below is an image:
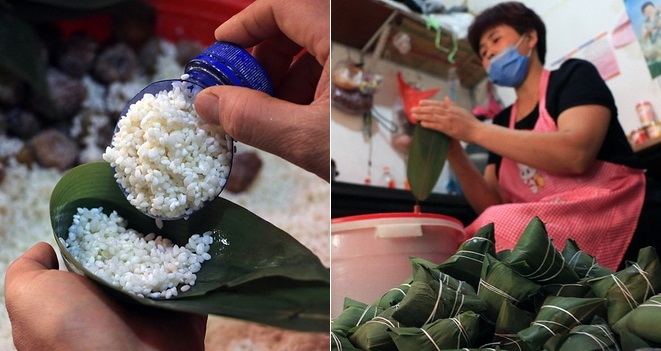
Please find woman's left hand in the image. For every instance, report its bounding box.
[411,97,481,143]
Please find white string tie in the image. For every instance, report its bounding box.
[479,279,519,302]
[450,317,469,349]
[420,328,442,351]
[425,276,444,325]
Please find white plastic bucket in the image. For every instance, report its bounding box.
[331,212,465,317]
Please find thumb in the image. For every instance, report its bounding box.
[5,242,59,287]
[194,86,322,176]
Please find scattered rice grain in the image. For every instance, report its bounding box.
[63,207,213,299]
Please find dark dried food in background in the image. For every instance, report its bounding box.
[93,43,138,84]
[3,108,41,139]
[57,32,99,79]
[225,152,263,193]
[29,129,79,170]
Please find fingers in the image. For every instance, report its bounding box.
[194,86,329,180]
[213,0,329,59]
[275,52,323,104]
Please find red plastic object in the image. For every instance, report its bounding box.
[397,72,441,125]
[57,0,255,45]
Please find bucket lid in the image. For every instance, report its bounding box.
[332,212,465,239]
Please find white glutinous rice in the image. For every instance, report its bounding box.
[103,78,231,219]
[63,207,213,299]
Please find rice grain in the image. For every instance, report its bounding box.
[103,79,231,219]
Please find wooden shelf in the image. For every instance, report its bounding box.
[331,0,487,88]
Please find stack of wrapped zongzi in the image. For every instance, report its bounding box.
[331,216,661,351]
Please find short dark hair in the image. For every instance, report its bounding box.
[467,1,547,64]
[642,1,655,13]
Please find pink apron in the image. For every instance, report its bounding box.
[465,69,646,270]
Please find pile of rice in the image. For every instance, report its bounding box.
[103,77,231,219]
[62,207,214,299]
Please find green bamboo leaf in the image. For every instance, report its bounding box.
[50,162,329,332]
[406,123,450,201]
[0,12,49,100]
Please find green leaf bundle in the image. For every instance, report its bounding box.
[51,162,329,332]
[503,217,579,285]
[349,307,401,351]
[562,239,614,279]
[517,296,606,351]
[544,318,619,351]
[612,293,661,343]
[407,123,450,202]
[333,298,384,332]
[439,222,497,289]
[389,311,481,351]
[478,254,541,323]
[588,246,661,326]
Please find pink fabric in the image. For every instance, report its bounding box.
[466,69,646,270]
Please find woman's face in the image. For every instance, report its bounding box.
[644,4,657,19]
[478,24,527,69]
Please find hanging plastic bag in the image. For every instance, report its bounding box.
[396,72,440,124]
[332,60,383,115]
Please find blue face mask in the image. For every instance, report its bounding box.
[487,36,531,87]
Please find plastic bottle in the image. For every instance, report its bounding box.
[113,42,273,218]
[380,166,396,189]
[119,42,274,119]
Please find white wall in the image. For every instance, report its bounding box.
[332,0,661,191]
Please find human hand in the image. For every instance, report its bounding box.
[411,97,481,143]
[5,242,207,351]
[194,0,330,181]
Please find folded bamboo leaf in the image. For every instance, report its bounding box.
[376,282,411,310]
[389,311,481,350]
[439,222,496,289]
[496,299,536,335]
[0,13,49,102]
[491,337,533,351]
[503,217,580,285]
[407,123,450,202]
[410,258,476,295]
[588,246,661,326]
[612,293,661,343]
[545,318,619,351]
[393,263,487,327]
[517,296,607,351]
[491,300,535,351]
[331,329,362,351]
[541,282,593,298]
[333,298,384,333]
[562,239,614,279]
[349,307,401,351]
[478,254,541,324]
[618,330,660,351]
[497,249,512,261]
[50,162,329,332]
